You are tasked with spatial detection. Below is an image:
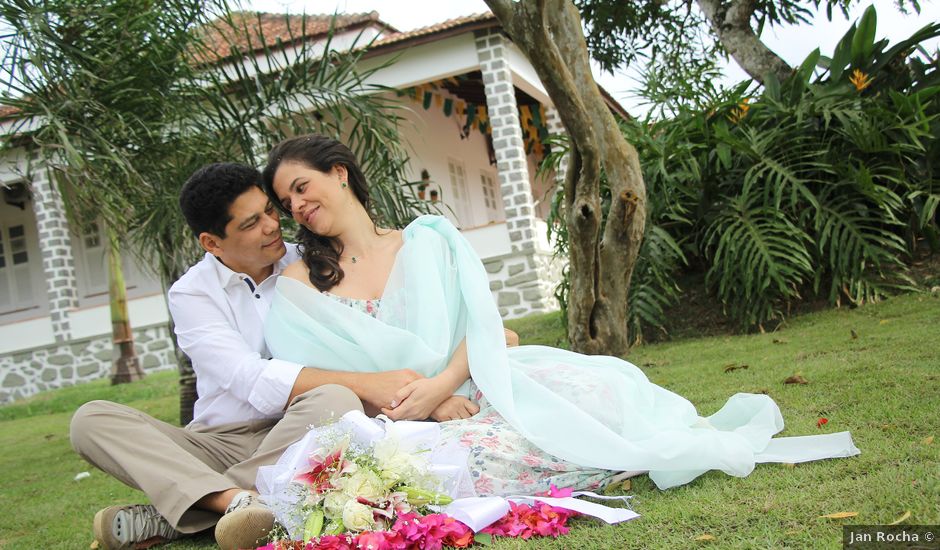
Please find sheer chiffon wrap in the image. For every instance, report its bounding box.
[265,215,859,489]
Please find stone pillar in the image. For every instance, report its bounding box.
[476,30,560,318]
[475,30,541,254]
[29,162,78,341]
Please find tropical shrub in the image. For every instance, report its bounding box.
[546,6,940,336]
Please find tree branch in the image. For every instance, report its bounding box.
[697,0,792,84]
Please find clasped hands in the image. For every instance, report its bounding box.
[364,328,518,422]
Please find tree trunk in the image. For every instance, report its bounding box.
[484,0,647,357]
[696,0,793,84]
[157,262,196,426]
[107,227,145,384]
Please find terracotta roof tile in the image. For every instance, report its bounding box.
[195,11,393,64]
[370,12,496,49]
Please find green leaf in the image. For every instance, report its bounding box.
[474,533,494,546]
[852,6,878,66]
[829,23,856,82]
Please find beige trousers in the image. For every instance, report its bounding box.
[69,384,362,533]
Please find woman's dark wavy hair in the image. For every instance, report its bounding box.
[261,134,374,291]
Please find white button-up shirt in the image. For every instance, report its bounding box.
[168,246,303,427]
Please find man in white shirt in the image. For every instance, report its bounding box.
[69,163,424,550]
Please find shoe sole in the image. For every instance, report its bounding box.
[92,508,170,550]
[215,507,275,550]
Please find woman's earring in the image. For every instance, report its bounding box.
[341,181,348,188]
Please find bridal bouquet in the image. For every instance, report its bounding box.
[287,431,454,539]
[257,411,476,545]
[257,411,639,549]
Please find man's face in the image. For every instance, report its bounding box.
[203,186,285,281]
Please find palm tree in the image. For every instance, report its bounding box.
[2,2,425,422]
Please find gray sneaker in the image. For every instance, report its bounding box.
[93,504,181,550]
[214,491,275,550]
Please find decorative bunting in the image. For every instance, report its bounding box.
[399,77,550,157]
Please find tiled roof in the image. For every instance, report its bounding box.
[370,12,497,49]
[194,11,394,64]
[0,105,19,118]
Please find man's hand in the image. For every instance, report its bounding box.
[381,376,453,421]
[504,328,519,347]
[430,395,480,421]
[358,369,423,415]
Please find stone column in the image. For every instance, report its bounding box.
[476,30,560,318]
[29,162,78,341]
[475,29,540,254]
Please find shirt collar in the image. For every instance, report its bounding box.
[206,251,293,291]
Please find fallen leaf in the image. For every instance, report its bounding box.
[889,511,911,525]
[695,534,716,542]
[772,338,788,344]
[621,478,632,492]
[724,364,749,373]
[819,512,859,520]
[850,329,858,339]
[90,541,99,550]
[784,374,808,385]
[817,417,829,428]
[879,319,889,325]
[757,388,770,395]
[923,436,934,446]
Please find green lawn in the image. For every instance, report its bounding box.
[1,292,938,549]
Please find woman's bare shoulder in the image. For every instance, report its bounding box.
[282,260,311,284]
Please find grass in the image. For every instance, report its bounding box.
[1,292,938,549]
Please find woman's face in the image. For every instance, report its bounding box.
[271,160,350,236]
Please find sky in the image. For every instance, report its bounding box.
[241,0,940,115]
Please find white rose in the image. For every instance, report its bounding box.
[322,491,349,520]
[341,469,386,502]
[341,500,375,532]
[377,451,423,486]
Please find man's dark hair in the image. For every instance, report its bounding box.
[180,163,262,238]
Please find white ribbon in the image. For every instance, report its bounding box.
[440,491,639,532]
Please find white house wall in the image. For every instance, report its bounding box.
[358,34,481,90]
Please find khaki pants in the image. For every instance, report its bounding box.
[69,384,362,533]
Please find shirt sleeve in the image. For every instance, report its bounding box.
[168,284,304,415]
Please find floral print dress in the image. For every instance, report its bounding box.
[322,292,620,496]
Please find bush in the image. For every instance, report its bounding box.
[546,6,940,335]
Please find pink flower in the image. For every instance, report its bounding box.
[390,513,425,544]
[307,535,355,550]
[540,484,573,498]
[295,447,347,493]
[353,531,397,550]
[428,515,473,548]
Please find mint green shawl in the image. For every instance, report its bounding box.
[265,215,859,489]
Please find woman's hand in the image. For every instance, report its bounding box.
[504,328,519,347]
[356,369,423,415]
[430,396,480,421]
[381,376,454,421]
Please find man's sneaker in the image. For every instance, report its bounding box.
[214,491,275,550]
[93,504,181,550]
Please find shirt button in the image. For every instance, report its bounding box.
[255,294,261,299]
